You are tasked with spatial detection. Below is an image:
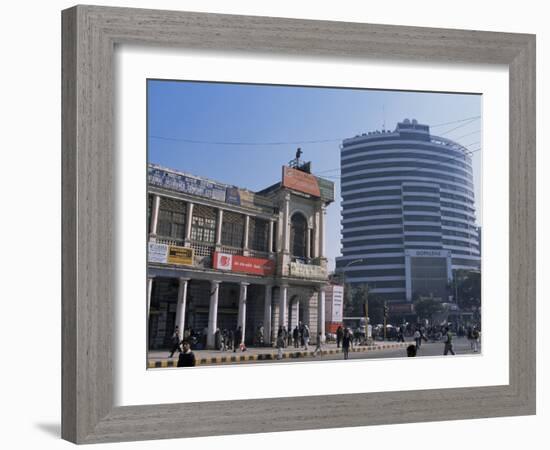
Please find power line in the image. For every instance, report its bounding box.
[149,115,481,147]
[429,115,480,128]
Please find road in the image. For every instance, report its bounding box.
[195,337,480,366]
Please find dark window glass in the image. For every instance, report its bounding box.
[404,215,441,223]
[341,142,468,161]
[346,199,402,209]
[342,189,402,201]
[290,213,308,257]
[221,211,244,248]
[157,197,187,240]
[404,225,442,232]
[405,235,443,242]
[249,217,269,252]
[403,195,440,203]
[343,209,402,219]
[345,268,406,277]
[403,205,440,212]
[343,237,403,247]
[343,228,403,238]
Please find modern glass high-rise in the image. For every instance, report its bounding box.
[336,119,481,305]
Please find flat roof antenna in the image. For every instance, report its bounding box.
[382,105,386,132]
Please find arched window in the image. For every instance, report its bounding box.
[290,213,308,257]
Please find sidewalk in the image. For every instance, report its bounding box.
[148,341,410,368]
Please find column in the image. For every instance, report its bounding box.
[149,195,161,241]
[291,299,300,330]
[268,220,275,254]
[184,202,194,245]
[147,276,154,319]
[312,210,320,258]
[175,277,190,334]
[263,285,272,345]
[317,286,326,343]
[215,208,224,246]
[282,194,290,253]
[238,282,249,344]
[306,228,312,259]
[207,280,221,348]
[279,284,288,328]
[319,204,326,258]
[243,215,250,253]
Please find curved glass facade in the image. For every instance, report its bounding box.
[336,119,481,303]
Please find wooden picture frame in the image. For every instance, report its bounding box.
[61,5,536,444]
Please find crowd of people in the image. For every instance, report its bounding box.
[165,320,481,366]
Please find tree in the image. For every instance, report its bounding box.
[367,296,385,326]
[343,283,370,317]
[413,297,444,323]
[452,269,481,311]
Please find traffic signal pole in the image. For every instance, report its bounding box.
[383,301,388,340]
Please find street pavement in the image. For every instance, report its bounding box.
[295,336,480,363]
[148,337,480,367]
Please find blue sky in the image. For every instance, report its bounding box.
[147,79,481,270]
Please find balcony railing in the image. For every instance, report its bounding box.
[218,245,243,256]
[155,236,185,246]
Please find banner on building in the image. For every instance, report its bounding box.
[148,242,169,263]
[148,164,227,202]
[148,242,193,266]
[167,246,194,265]
[289,261,327,280]
[282,166,321,197]
[225,187,241,206]
[213,252,275,276]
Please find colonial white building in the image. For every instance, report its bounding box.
[147,159,334,349]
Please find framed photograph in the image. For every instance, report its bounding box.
[62,5,535,444]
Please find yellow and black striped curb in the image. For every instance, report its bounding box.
[148,343,409,368]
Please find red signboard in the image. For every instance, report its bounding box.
[282,166,321,197]
[213,252,275,276]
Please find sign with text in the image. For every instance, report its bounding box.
[148,242,193,266]
[148,242,169,263]
[289,261,327,280]
[213,252,275,276]
[282,166,321,197]
[167,246,194,265]
[148,164,227,202]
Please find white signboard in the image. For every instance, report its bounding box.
[289,261,327,280]
[331,285,344,322]
[148,242,168,263]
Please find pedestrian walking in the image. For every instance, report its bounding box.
[302,324,310,350]
[276,334,285,360]
[221,329,228,351]
[293,326,300,348]
[397,327,405,343]
[472,327,480,353]
[336,325,343,348]
[214,328,222,351]
[177,340,196,367]
[313,332,323,356]
[414,329,422,349]
[342,328,351,360]
[234,326,242,353]
[443,328,455,355]
[168,326,182,358]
